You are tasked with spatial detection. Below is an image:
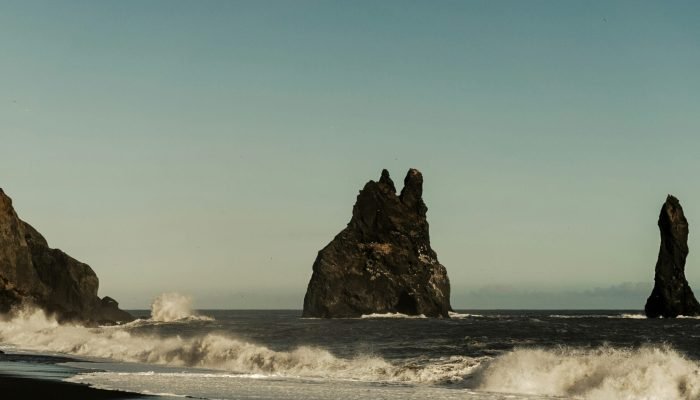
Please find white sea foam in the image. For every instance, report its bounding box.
[619,313,646,319]
[474,346,700,400]
[360,313,427,319]
[149,292,212,322]
[548,313,646,319]
[448,311,484,319]
[67,346,700,400]
[2,308,699,399]
[548,314,580,319]
[66,371,510,400]
[0,308,478,383]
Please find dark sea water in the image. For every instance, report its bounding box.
[1,309,699,399]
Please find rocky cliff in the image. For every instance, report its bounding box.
[0,189,133,324]
[644,195,700,318]
[303,169,452,318]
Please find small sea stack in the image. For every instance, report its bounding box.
[302,169,452,318]
[644,195,700,318]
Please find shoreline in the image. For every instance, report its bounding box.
[0,351,152,400]
[0,373,151,399]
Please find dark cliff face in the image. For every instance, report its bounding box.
[0,189,133,324]
[645,195,700,318]
[303,169,452,318]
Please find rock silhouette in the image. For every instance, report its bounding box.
[0,189,133,324]
[303,169,452,318]
[644,195,700,318]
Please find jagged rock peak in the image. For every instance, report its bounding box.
[400,168,426,214]
[378,169,396,193]
[0,188,133,324]
[659,195,688,249]
[645,195,700,318]
[303,168,451,318]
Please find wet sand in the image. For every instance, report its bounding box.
[0,351,149,399]
[0,373,148,399]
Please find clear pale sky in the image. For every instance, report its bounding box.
[2,1,699,309]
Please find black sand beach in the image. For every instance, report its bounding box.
[0,373,148,399]
[0,351,149,400]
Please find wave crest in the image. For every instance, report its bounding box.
[2,308,699,399]
[150,293,212,322]
[474,346,700,399]
[0,308,475,383]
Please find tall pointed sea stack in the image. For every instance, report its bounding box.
[644,195,700,318]
[0,188,133,324]
[303,169,452,318]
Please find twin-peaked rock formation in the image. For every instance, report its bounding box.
[0,189,132,324]
[645,195,700,318]
[303,169,452,318]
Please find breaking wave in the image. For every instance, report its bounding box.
[474,346,700,399]
[150,292,212,322]
[1,309,699,399]
[0,308,479,383]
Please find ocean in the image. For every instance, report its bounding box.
[1,302,699,399]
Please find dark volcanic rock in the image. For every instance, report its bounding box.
[303,169,452,318]
[645,195,700,318]
[0,189,133,324]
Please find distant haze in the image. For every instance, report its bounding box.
[2,1,699,309]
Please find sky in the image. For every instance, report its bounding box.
[2,1,700,309]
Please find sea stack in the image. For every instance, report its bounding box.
[303,169,452,318]
[644,195,700,318]
[0,188,133,324]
